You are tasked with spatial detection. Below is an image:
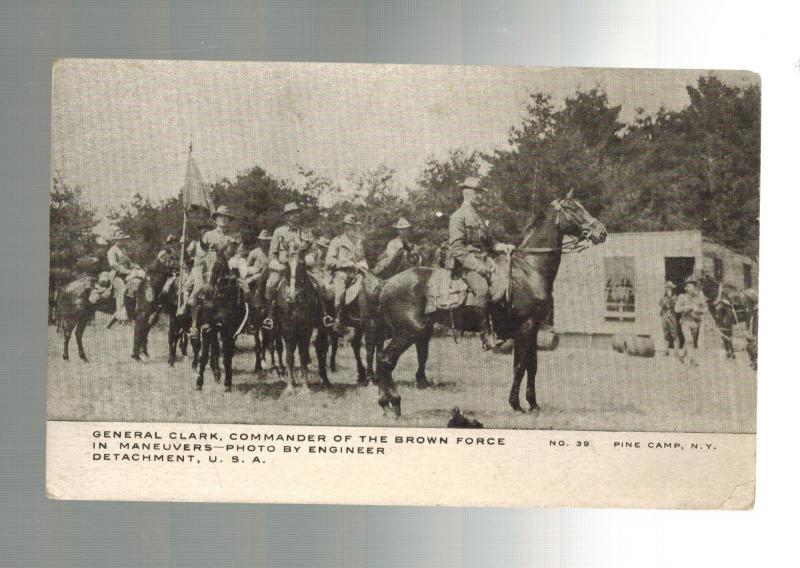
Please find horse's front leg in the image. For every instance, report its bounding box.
[222,331,235,392]
[61,320,73,361]
[253,328,263,372]
[351,327,368,385]
[298,332,312,389]
[509,321,532,412]
[328,329,338,372]
[284,337,296,394]
[167,314,177,367]
[376,331,415,417]
[75,319,89,362]
[525,327,540,414]
[414,324,433,389]
[209,330,221,383]
[314,327,331,387]
[195,328,209,390]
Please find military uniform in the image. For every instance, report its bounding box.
[201,227,242,273]
[263,224,315,299]
[659,283,682,354]
[448,201,493,305]
[107,240,141,321]
[326,232,368,308]
[373,236,411,276]
[675,284,705,364]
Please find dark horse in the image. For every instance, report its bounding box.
[274,254,331,393]
[700,277,758,369]
[326,245,423,386]
[156,271,198,368]
[194,248,248,392]
[56,272,151,362]
[376,191,607,416]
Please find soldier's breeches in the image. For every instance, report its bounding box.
[264,271,282,301]
[112,277,127,319]
[462,270,489,305]
[332,271,348,308]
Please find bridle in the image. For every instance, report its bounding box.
[515,198,600,256]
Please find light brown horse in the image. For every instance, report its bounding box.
[376,191,607,416]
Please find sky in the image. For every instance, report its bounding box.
[52,59,757,216]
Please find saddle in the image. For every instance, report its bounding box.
[425,268,470,314]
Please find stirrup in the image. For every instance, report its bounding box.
[262,318,274,330]
[322,315,334,328]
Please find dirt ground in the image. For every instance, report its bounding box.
[48,314,756,433]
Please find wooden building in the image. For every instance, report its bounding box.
[553,230,757,350]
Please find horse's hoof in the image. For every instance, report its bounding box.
[330,364,338,373]
[130,354,141,362]
[224,386,232,393]
[509,401,524,413]
[357,379,369,387]
[415,380,431,390]
[62,355,69,361]
[528,404,541,415]
[195,382,203,391]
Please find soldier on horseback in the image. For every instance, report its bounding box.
[188,206,241,338]
[327,213,369,333]
[261,202,315,329]
[447,177,514,349]
[107,230,143,322]
[373,217,416,277]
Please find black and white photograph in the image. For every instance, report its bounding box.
[48,60,759,434]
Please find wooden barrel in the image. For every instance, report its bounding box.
[537,328,559,351]
[611,334,628,353]
[626,335,655,357]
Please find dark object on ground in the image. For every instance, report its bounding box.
[447,407,483,428]
[626,335,655,357]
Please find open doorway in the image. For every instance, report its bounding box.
[665,257,695,293]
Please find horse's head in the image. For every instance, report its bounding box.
[284,253,309,304]
[552,189,607,245]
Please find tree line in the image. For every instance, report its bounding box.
[50,73,760,284]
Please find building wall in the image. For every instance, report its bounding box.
[701,239,758,289]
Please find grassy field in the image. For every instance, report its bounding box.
[48,313,756,433]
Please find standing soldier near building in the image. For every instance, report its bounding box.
[447,177,514,349]
[326,214,369,333]
[659,281,683,357]
[675,277,705,366]
[261,202,315,329]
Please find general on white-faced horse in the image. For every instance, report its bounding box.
[376,185,606,417]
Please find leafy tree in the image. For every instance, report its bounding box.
[49,177,99,283]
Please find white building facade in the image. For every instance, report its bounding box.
[552,230,757,349]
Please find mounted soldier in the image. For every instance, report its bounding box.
[326,213,369,333]
[188,205,241,337]
[245,230,271,287]
[447,177,514,349]
[261,201,315,329]
[373,217,418,277]
[106,230,144,322]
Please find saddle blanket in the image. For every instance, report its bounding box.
[425,268,470,314]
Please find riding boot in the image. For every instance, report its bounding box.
[333,305,347,335]
[188,305,200,339]
[263,300,276,330]
[478,309,498,350]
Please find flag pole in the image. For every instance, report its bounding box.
[177,141,192,314]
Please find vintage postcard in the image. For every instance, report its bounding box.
[47,60,758,509]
